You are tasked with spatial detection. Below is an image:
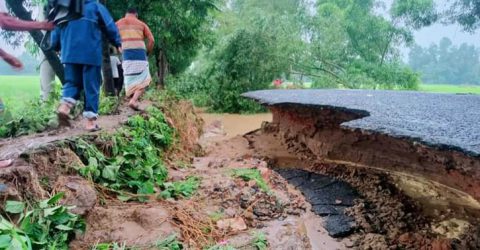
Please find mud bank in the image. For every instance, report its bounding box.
[267,104,480,205]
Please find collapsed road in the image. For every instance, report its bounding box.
[242,89,480,246]
[243,89,480,201]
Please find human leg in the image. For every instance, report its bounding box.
[82,65,102,131]
[57,63,83,125]
[40,54,55,102]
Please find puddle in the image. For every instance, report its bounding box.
[200,113,271,139]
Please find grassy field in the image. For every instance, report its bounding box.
[419,84,480,94]
[0,75,42,113]
[1,75,480,112]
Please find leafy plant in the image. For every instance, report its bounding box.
[0,85,61,138]
[1,193,85,250]
[232,169,269,192]
[92,242,127,250]
[74,107,175,201]
[160,177,201,199]
[99,95,120,115]
[252,232,268,250]
[155,234,184,250]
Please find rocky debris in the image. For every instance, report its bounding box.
[217,217,248,232]
[53,176,97,215]
[275,168,358,238]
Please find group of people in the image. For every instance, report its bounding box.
[1,1,154,130]
[0,1,154,167]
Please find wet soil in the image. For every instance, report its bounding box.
[2,101,480,249]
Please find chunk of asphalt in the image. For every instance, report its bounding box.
[307,181,357,206]
[275,168,311,180]
[324,215,356,238]
[311,204,345,216]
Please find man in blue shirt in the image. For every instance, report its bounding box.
[52,0,121,131]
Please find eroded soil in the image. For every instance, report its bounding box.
[1,101,480,249]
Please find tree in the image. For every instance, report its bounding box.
[408,37,480,85]
[106,0,219,88]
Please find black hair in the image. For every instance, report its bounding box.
[127,8,138,14]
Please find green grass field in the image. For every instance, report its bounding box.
[419,84,480,94]
[1,75,480,113]
[0,75,42,113]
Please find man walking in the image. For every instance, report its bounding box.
[0,2,54,168]
[53,0,121,131]
[116,8,154,110]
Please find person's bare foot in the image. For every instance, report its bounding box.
[128,100,141,111]
[0,159,12,168]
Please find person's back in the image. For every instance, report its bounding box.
[51,0,121,66]
[116,12,154,52]
[116,8,154,110]
[53,0,121,131]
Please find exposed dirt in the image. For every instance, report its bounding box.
[2,99,480,249]
[242,104,480,250]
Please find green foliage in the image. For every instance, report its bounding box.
[99,95,120,116]
[252,232,268,250]
[409,37,480,85]
[107,0,219,77]
[165,74,211,107]
[206,28,286,113]
[231,169,269,192]
[0,193,85,250]
[92,234,183,250]
[74,107,174,201]
[0,84,61,138]
[160,177,201,199]
[155,234,184,250]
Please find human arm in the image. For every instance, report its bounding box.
[50,26,61,52]
[0,48,22,69]
[143,23,155,54]
[0,12,53,31]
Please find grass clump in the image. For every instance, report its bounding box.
[232,168,269,192]
[0,193,85,250]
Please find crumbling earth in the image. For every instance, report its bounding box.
[1,96,480,249]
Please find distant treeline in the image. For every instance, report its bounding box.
[409,37,480,85]
[0,53,39,75]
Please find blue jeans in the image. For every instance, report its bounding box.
[61,63,102,119]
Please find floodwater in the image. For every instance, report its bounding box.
[200,112,272,139]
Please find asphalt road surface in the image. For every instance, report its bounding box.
[243,89,480,156]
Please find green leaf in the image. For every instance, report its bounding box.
[55,225,73,231]
[43,206,62,217]
[47,193,65,205]
[5,201,25,214]
[102,165,119,181]
[0,234,12,248]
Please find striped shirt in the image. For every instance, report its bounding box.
[116,14,154,51]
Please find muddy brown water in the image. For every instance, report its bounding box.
[200,113,272,139]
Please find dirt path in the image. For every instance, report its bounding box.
[0,106,136,160]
